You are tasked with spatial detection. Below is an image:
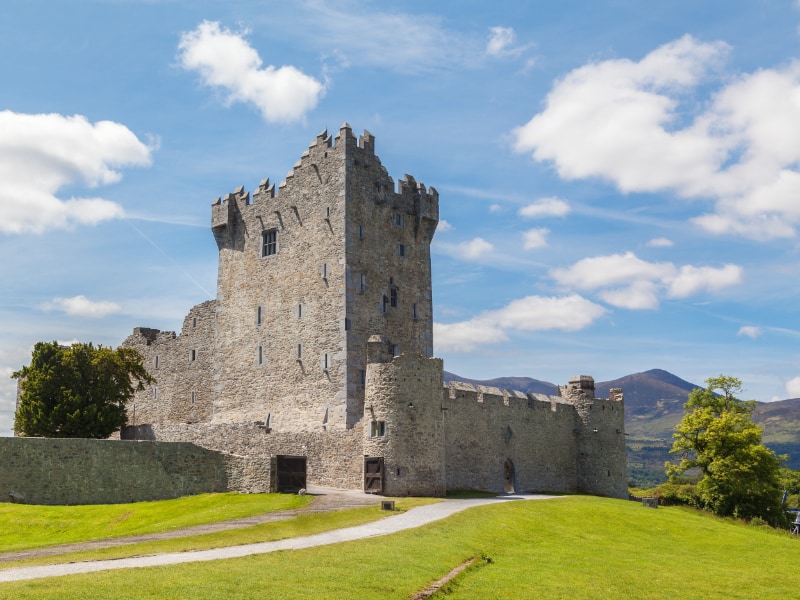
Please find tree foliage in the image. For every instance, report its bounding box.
[666,375,788,527]
[12,341,154,438]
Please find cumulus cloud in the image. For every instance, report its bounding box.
[178,21,325,123]
[518,197,570,218]
[551,251,742,309]
[786,376,800,398]
[435,294,607,352]
[445,237,494,260]
[437,219,453,232]
[512,34,800,240]
[0,111,152,234]
[40,295,121,318]
[738,325,762,338]
[646,237,674,248]
[523,228,549,249]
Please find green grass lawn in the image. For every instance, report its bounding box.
[0,492,311,552]
[2,495,799,599]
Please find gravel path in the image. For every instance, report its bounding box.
[0,493,555,583]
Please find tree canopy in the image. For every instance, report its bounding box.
[666,375,787,527]
[13,341,154,438]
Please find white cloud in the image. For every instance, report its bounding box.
[40,295,121,318]
[435,294,607,352]
[178,21,325,123]
[646,237,674,248]
[551,251,742,309]
[487,26,516,57]
[518,197,571,218]
[666,264,742,298]
[0,111,152,234]
[451,237,494,260]
[437,219,453,232]
[523,228,549,249]
[489,204,504,213]
[786,376,800,398]
[738,326,762,338]
[512,35,800,240]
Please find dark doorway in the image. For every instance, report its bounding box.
[503,458,515,494]
[364,457,385,494]
[275,455,306,492]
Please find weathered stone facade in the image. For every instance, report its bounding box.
[116,124,627,500]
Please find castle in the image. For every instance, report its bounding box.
[118,123,627,499]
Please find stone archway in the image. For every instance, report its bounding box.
[503,458,515,494]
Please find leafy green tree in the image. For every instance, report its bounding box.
[666,375,788,527]
[13,341,154,438]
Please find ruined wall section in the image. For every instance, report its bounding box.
[344,129,439,427]
[210,127,349,431]
[363,339,446,496]
[122,423,363,491]
[121,300,216,426]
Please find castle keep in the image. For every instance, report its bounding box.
[119,124,627,499]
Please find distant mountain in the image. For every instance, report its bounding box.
[444,369,800,486]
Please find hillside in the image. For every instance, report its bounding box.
[445,369,800,486]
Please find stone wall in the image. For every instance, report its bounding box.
[0,437,241,505]
[122,422,364,491]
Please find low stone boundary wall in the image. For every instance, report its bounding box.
[0,437,250,505]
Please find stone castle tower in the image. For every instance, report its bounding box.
[121,124,627,499]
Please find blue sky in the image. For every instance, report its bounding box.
[3,0,800,436]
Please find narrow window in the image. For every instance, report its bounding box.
[190,349,196,362]
[154,355,159,369]
[256,305,263,325]
[358,224,365,239]
[382,295,389,313]
[192,317,197,328]
[360,273,367,292]
[297,343,302,361]
[412,303,418,320]
[324,206,331,220]
[191,391,196,406]
[390,287,398,307]
[261,229,278,257]
[322,352,330,371]
[258,345,264,365]
[359,369,366,386]
[393,213,403,227]
[344,318,352,331]
[392,344,400,357]
[321,263,328,279]
[397,243,406,257]
[297,303,303,319]
[371,421,386,437]
[153,386,158,401]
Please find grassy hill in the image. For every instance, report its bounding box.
[3,496,799,599]
[445,369,800,486]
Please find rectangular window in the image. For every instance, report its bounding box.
[192,317,197,328]
[360,273,366,292]
[153,386,158,401]
[358,224,365,239]
[154,355,159,369]
[262,229,278,257]
[322,352,330,371]
[392,344,400,357]
[360,369,366,386]
[345,318,352,331]
[324,206,331,220]
[191,391,196,406]
[393,213,404,227]
[321,263,328,279]
[397,243,406,257]
[412,303,418,320]
[258,345,264,365]
[297,303,303,319]
[382,295,388,313]
[297,343,302,360]
[256,305,263,325]
[390,287,398,307]
[190,349,196,362]
[371,421,386,437]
